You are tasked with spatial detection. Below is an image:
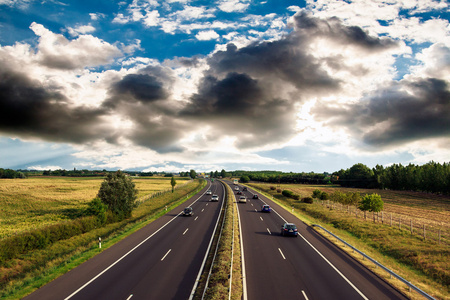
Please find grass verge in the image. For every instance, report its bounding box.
[1,179,206,300]
[196,181,242,300]
[247,182,449,300]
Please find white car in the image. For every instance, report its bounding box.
[206,190,212,195]
[235,186,239,190]
[239,195,247,203]
[211,195,219,201]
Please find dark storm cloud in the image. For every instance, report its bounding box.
[314,78,450,147]
[292,11,398,52]
[0,68,111,143]
[103,66,186,153]
[179,12,400,149]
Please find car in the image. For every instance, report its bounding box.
[206,190,212,195]
[243,187,247,191]
[211,195,219,201]
[239,195,247,203]
[252,194,259,199]
[234,186,239,190]
[237,190,242,195]
[183,207,193,216]
[261,205,271,213]
[281,223,298,236]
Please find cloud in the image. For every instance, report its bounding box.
[195,30,220,41]
[30,22,122,69]
[0,66,112,144]
[313,77,450,148]
[218,0,250,12]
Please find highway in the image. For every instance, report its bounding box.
[24,180,225,300]
[229,182,408,300]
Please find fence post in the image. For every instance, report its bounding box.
[423,224,426,240]
[399,217,401,230]
[381,211,384,224]
[390,213,392,226]
[439,229,441,244]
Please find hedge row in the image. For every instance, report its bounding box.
[282,190,300,200]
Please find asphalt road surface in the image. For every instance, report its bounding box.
[24,180,224,300]
[230,182,408,300]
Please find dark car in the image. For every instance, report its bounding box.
[261,205,271,213]
[237,190,242,195]
[281,223,298,236]
[183,207,193,216]
[252,194,259,199]
[243,187,247,191]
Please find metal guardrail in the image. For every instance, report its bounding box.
[311,224,435,300]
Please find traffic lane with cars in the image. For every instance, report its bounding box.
[237,184,407,300]
[25,180,225,300]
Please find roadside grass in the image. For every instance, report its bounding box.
[0,176,190,239]
[0,179,204,300]
[248,182,450,300]
[199,181,242,300]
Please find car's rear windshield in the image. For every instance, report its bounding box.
[286,224,296,229]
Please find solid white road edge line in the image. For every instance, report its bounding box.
[161,249,171,261]
[64,181,212,300]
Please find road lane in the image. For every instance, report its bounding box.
[24,180,225,300]
[230,182,407,300]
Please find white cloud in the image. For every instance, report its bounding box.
[218,0,250,12]
[29,22,122,69]
[67,24,96,36]
[195,30,220,40]
[28,165,63,171]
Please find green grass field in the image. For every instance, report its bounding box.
[0,176,189,238]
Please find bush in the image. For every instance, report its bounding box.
[292,194,300,200]
[270,186,276,190]
[302,197,314,204]
[276,188,282,193]
[320,192,329,200]
[312,189,322,198]
[282,190,294,197]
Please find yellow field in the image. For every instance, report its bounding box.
[0,176,188,238]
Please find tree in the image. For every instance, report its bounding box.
[190,169,197,179]
[171,176,177,193]
[240,175,250,183]
[97,171,138,220]
[220,169,227,178]
[359,193,383,222]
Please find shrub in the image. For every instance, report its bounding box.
[292,194,300,200]
[277,188,282,193]
[312,189,322,198]
[320,192,329,200]
[270,186,276,190]
[302,197,314,204]
[282,190,294,197]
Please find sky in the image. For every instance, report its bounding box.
[0,0,449,174]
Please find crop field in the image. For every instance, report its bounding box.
[0,176,189,239]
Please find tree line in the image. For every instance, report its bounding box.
[335,161,450,194]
